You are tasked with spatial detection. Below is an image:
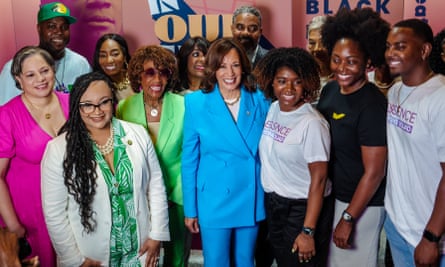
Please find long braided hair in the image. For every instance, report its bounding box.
[58,72,116,233]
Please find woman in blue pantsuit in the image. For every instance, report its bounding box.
[181,38,269,267]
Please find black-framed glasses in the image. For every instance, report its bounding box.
[79,98,113,114]
[142,68,171,79]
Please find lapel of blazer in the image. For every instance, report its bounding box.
[237,87,259,155]
[156,92,175,155]
[204,85,257,157]
[118,120,143,210]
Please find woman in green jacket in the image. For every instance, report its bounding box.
[116,45,188,267]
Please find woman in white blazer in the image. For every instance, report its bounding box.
[41,72,170,267]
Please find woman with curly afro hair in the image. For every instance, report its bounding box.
[316,7,389,267]
[116,45,189,267]
[254,47,334,267]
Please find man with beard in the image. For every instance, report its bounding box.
[232,7,274,267]
[0,2,91,105]
[231,6,269,69]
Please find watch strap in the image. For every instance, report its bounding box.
[423,229,441,243]
[301,226,315,237]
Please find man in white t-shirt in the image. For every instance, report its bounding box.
[385,18,445,267]
[0,2,90,105]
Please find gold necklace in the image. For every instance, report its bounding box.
[113,75,130,91]
[90,126,114,155]
[22,94,53,119]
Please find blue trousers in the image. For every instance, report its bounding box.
[200,225,259,267]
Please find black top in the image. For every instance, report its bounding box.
[317,81,387,206]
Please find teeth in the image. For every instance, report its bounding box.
[282,94,295,100]
[388,60,401,66]
[337,74,350,80]
[224,79,235,84]
[151,86,162,91]
[104,66,116,71]
[52,39,63,44]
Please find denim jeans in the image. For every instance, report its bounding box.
[384,215,445,267]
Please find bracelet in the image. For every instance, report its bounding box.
[423,229,441,243]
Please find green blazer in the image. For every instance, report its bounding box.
[117,91,185,205]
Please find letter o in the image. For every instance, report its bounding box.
[155,15,187,43]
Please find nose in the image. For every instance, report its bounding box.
[106,55,114,63]
[313,41,323,51]
[227,66,235,75]
[36,72,46,82]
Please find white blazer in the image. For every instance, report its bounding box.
[41,120,170,267]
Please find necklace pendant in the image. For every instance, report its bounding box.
[45,113,51,119]
[150,108,159,117]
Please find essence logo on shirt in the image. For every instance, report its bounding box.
[387,103,417,134]
[263,120,292,143]
[332,112,345,120]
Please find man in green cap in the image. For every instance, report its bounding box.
[0,2,91,104]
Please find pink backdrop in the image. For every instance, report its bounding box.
[1,0,444,67]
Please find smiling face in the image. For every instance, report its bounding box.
[187,45,206,80]
[215,48,242,93]
[140,60,170,101]
[38,17,70,59]
[231,13,262,53]
[15,54,55,98]
[273,66,304,112]
[98,39,126,81]
[330,38,368,93]
[385,27,426,80]
[79,80,114,133]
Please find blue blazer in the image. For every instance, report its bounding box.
[182,84,270,228]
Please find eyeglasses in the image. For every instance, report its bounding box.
[142,68,171,79]
[79,98,113,114]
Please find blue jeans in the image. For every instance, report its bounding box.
[384,215,445,267]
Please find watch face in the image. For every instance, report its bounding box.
[302,227,315,236]
[342,211,353,222]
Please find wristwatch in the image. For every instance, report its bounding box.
[342,210,354,223]
[301,226,315,237]
[423,229,441,243]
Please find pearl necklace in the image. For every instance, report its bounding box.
[91,126,114,155]
[223,95,240,106]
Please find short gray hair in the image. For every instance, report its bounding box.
[307,15,327,33]
[232,6,262,26]
[11,46,55,89]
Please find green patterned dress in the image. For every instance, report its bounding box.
[92,119,141,267]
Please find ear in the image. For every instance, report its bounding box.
[14,76,24,90]
[421,43,433,61]
[365,59,372,72]
[441,52,445,63]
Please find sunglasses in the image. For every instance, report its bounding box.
[142,68,171,79]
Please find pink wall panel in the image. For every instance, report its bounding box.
[1,0,444,68]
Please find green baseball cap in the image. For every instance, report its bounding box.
[37,2,77,24]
